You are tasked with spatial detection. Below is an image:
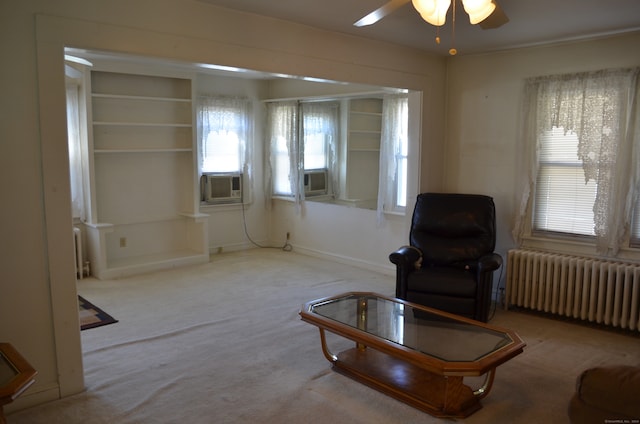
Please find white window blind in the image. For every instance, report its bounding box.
[533,127,597,236]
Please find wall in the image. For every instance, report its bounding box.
[195,73,271,252]
[0,0,446,412]
[445,31,640,283]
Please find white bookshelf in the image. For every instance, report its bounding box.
[344,98,382,207]
[85,70,208,279]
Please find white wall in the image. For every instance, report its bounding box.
[445,32,640,276]
[0,0,446,412]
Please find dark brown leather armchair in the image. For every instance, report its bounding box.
[389,193,502,322]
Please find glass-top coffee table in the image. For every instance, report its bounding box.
[299,292,525,418]
[0,343,37,424]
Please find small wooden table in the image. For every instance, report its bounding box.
[0,343,37,424]
[300,292,525,418]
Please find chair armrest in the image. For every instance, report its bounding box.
[390,245,422,299]
[389,245,422,269]
[478,253,503,273]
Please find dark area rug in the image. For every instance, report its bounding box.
[78,295,118,330]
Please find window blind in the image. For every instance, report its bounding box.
[533,127,597,236]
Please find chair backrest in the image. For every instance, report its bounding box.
[410,193,496,267]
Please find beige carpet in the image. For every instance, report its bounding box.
[9,249,640,423]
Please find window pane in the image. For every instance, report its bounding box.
[202,130,241,172]
[632,196,640,246]
[534,165,597,236]
[274,136,292,195]
[304,133,326,170]
[199,97,249,175]
[534,127,598,236]
[396,156,407,207]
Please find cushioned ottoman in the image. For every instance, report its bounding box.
[568,365,640,423]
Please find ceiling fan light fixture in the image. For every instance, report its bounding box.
[461,0,496,24]
[412,0,451,26]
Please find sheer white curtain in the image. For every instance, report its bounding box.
[66,82,85,220]
[377,94,409,225]
[198,95,252,176]
[301,101,340,197]
[265,101,303,210]
[514,67,640,254]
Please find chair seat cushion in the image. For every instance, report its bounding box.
[407,267,477,297]
[569,365,640,422]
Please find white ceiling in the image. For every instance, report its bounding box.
[196,0,640,56]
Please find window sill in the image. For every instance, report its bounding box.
[200,201,249,211]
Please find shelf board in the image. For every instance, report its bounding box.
[93,121,192,127]
[349,132,381,136]
[92,93,191,103]
[350,111,382,117]
[94,148,192,154]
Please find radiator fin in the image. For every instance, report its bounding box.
[506,249,640,332]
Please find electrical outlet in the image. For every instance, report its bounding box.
[119,237,127,248]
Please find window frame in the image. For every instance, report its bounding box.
[518,68,640,258]
[197,95,252,205]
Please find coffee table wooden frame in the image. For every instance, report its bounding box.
[0,343,37,424]
[299,292,525,418]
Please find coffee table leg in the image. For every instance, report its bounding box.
[318,329,338,363]
[473,369,496,399]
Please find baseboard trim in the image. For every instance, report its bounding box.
[4,383,64,415]
[291,245,395,276]
[208,242,395,276]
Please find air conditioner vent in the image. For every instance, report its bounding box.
[304,169,328,196]
[202,173,242,204]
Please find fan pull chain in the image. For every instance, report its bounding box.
[449,0,457,55]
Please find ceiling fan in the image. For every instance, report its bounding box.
[354,0,509,54]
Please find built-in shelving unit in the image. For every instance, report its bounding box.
[85,70,208,279]
[343,98,382,209]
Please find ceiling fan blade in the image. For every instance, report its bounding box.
[478,1,509,30]
[354,0,411,27]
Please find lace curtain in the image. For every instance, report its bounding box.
[377,94,408,225]
[514,67,640,254]
[198,95,252,176]
[264,101,302,209]
[66,82,85,220]
[301,101,340,199]
[265,101,339,213]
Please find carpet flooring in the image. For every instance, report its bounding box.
[9,249,640,423]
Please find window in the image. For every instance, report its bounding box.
[378,94,409,219]
[266,95,411,218]
[534,127,597,236]
[198,96,251,174]
[266,101,299,197]
[266,101,338,200]
[301,102,338,171]
[516,67,640,255]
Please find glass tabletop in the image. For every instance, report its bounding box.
[310,293,514,362]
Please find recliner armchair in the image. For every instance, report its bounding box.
[389,193,502,322]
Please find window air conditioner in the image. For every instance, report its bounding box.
[304,169,328,196]
[202,173,242,204]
